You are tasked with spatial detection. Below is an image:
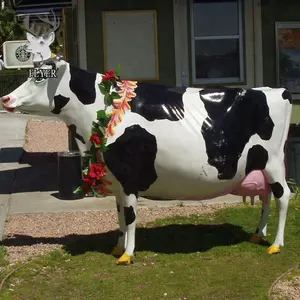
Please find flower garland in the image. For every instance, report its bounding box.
[74,66,137,197]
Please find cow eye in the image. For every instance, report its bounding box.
[34,77,46,83]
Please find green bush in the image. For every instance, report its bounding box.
[0,71,28,96]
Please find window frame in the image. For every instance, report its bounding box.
[190,0,245,85]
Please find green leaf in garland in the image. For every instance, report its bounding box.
[102,80,111,91]
[102,117,111,127]
[98,126,106,136]
[99,83,106,95]
[91,127,99,134]
[82,168,88,175]
[90,186,101,197]
[99,144,108,153]
[92,121,99,128]
[104,93,113,106]
[97,110,106,120]
[73,186,83,195]
[92,186,103,198]
[111,91,121,99]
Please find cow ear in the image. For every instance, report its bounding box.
[45,32,55,45]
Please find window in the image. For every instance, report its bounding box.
[190,0,244,84]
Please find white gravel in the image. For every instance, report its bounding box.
[271,272,300,300]
[24,119,68,153]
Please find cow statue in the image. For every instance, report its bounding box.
[0,14,293,265]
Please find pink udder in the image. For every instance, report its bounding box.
[231,170,270,197]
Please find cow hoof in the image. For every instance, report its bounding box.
[111,246,125,257]
[267,245,280,254]
[116,253,132,265]
[250,233,265,244]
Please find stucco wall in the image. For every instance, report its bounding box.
[84,0,176,86]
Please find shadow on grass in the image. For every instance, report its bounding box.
[1,223,270,256]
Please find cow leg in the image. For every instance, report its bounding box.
[111,194,126,257]
[250,194,271,244]
[116,192,138,265]
[242,196,246,204]
[264,163,290,254]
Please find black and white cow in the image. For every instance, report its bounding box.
[0,56,293,265]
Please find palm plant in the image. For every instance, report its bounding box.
[0,8,25,55]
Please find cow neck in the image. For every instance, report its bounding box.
[57,63,106,154]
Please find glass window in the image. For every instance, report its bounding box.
[191,0,244,84]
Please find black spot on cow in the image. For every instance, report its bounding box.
[200,88,274,180]
[118,231,124,237]
[245,145,269,175]
[124,206,136,226]
[67,124,86,144]
[103,125,157,196]
[51,94,70,114]
[282,89,292,104]
[69,65,97,105]
[117,203,120,213]
[270,182,284,199]
[129,82,186,121]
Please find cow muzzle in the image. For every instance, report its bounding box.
[1,95,17,112]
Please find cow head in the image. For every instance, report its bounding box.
[0,55,107,154]
[0,10,104,117]
[1,56,68,115]
[22,11,60,62]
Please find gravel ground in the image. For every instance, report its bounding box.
[272,272,300,300]
[23,119,68,153]
[3,203,238,265]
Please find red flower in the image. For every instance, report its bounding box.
[89,163,107,180]
[83,174,96,186]
[102,70,116,81]
[84,182,91,194]
[90,133,102,146]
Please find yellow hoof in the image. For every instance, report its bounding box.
[116,253,132,265]
[111,246,125,257]
[267,245,280,254]
[250,233,265,244]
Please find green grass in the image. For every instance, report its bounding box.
[1,199,300,300]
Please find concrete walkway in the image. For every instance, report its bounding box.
[0,112,243,239]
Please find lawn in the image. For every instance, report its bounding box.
[0,198,300,300]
